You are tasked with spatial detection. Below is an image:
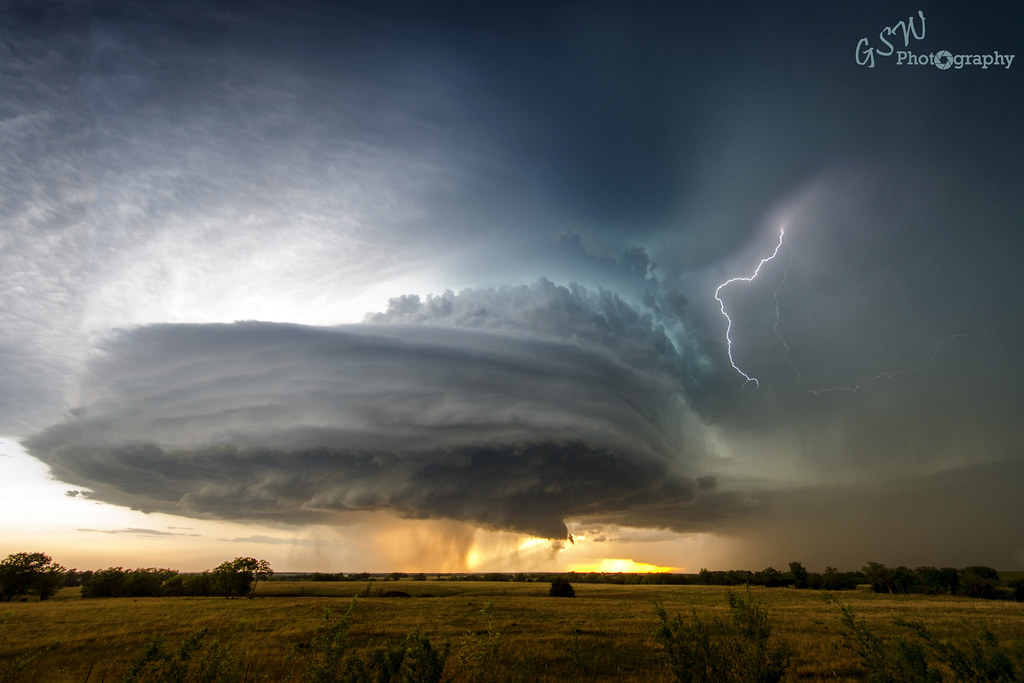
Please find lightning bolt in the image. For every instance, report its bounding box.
[714,228,785,387]
[716,227,1017,393]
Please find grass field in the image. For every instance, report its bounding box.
[2,581,1023,681]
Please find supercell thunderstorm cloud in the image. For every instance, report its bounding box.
[3,0,1024,570]
[26,299,711,540]
[24,282,753,542]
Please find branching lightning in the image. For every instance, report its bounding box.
[716,226,1017,394]
[714,228,785,387]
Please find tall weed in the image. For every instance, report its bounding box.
[825,592,1024,682]
[654,587,791,682]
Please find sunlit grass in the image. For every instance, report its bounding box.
[2,582,1022,681]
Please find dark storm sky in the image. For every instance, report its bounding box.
[3,0,1023,568]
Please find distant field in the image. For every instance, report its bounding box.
[2,581,1023,681]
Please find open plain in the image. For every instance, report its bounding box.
[2,580,1023,681]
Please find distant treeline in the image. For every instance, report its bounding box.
[58,557,273,599]
[285,563,1024,601]
[4,550,1023,602]
[686,562,1024,600]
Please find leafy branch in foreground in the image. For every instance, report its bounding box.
[123,625,247,683]
[654,587,790,682]
[824,592,1024,682]
[899,621,1022,682]
[301,598,359,683]
[299,596,449,683]
[456,600,501,683]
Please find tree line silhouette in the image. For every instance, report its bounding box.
[2,551,1022,602]
[1,553,272,601]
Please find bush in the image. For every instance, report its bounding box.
[549,577,575,597]
[363,630,448,683]
[300,597,449,683]
[654,588,790,682]
[301,601,358,683]
[825,593,1024,681]
[1009,578,1024,602]
[825,593,939,681]
[123,626,246,683]
[455,601,501,683]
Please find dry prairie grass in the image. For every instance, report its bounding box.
[1,582,1022,681]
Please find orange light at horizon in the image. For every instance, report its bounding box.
[568,558,679,573]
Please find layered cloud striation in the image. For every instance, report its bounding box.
[26,283,731,539]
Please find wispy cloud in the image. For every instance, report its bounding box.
[77,527,200,537]
[221,535,321,547]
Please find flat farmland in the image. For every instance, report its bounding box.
[2,581,1023,681]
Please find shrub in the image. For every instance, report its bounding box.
[300,598,449,683]
[301,600,358,683]
[825,593,1024,681]
[123,626,246,683]
[549,577,575,597]
[654,588,790,682]
[456,601,501,683]
[362,630,449,683]
[902,622,1022,682]
[1009,578,1024,602]
[825,593,939,682]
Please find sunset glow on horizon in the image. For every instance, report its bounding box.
[569,559,680,574]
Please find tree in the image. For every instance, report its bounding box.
[959,566,1002,599]
[212,557,273,598]
[821,566,855,591]
[80,567,127,598]
[863,562,895,594]
[788,561,809,589]
[63,569,84,587]
[916,566,958,595]
[122,569,167,597]
[1009,578,1024,602]
[890,566,917,594]
[163,571,214,597]
[0,552,66,601]
[759,567,782,588]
